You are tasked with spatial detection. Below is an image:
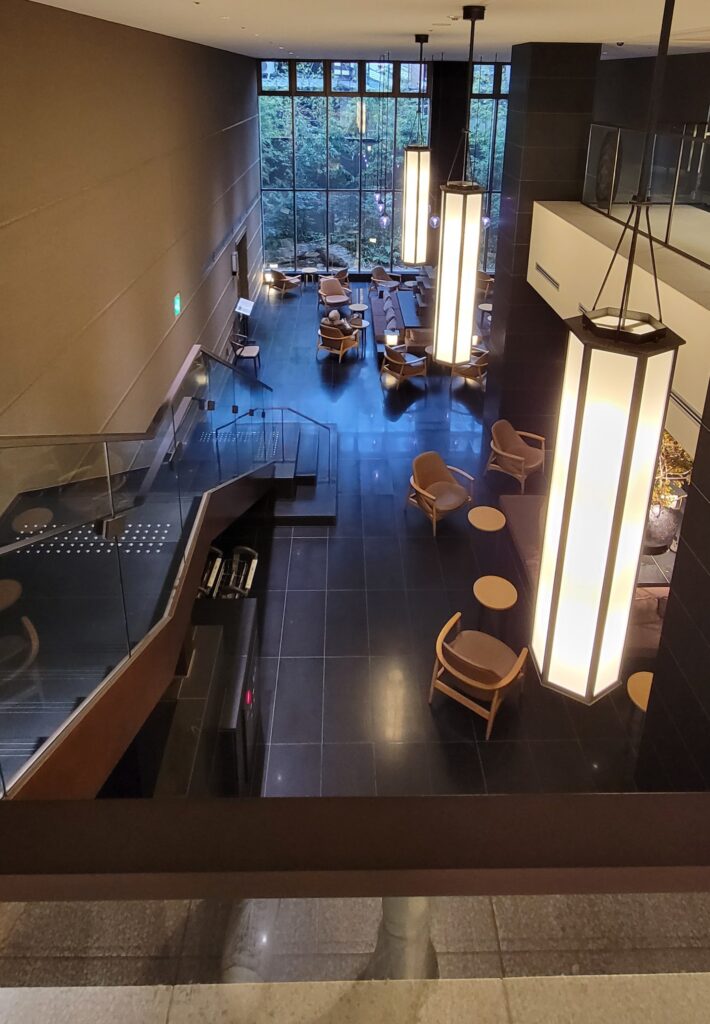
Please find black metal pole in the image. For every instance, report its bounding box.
[461,8,485,180]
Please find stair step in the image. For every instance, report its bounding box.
[272,482,337,525]
[294,425,319,483]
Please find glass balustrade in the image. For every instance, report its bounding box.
[583,121,710,269]
[0,350,302,790]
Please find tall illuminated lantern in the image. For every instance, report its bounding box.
[532,0,684,703]
[401,35,431,266]
[432,6,486,367]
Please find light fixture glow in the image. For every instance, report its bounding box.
[532,317,681,703]
[432,181,484,365]
[402,147,431,264]
[432,7,486,367]
[384,329,399,347]
[401,34,431,266]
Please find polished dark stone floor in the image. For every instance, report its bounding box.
[232,283,663,797]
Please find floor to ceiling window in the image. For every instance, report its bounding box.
[259,60,429,272]
[469,62,510,273]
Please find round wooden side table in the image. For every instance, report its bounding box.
[627,671,653,712]
[0,579,22,613]
[474,575,517,611]
[468,506,506,533]
[12,507,53,535]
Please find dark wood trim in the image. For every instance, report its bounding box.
[1,793,710,900]
[8,468,273,801]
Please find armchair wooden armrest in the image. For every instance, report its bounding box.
[447,465,475,483]
[410,477,438,504]
[518,431,545,447]
[490,442,525,472]
[446,465,475,494]
[392,347,426,366]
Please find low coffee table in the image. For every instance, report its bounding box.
[300,267,319,287]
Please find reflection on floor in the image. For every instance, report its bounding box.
[2,893,710,985]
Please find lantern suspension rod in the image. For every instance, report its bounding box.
[461,6,485,181]
[415,33,428,141]
[617,0,675,327]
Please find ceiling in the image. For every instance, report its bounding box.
[31,0,710,61]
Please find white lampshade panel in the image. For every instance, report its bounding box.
[432,182,484,366]
[532,318,680,703]
[401,146,431,265]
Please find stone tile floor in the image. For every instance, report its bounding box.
[2,893,710,987]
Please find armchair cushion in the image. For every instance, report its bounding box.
[426,480,469,512]
[492,420,544,471]
[444,630,519,687]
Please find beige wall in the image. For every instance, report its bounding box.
[0,0,262,437]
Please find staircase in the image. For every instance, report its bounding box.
[0,346,336,798]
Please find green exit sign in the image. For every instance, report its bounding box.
[173,292,182,317]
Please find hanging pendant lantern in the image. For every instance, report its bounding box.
[401,35,431,266]
[532,319,681,703]
[532,0,685,704]
[432,7,486,366]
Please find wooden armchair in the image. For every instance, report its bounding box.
[430,613,528,739]
[486,419,545,493]
[318,277,351,311]
[369,265,402,294]
[407,451,473,536]
[269,270,301,297]
[451,351,488,388]
[381,346,427,390]
[230,331,261,374]
[317,325,359,363]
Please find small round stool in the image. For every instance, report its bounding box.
[474,575,517,611]
[627,671,653,712]
[0,580,22,613]
[468,506,506,533]
[12,507,53,536]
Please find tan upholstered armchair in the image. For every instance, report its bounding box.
[486,419,545,493]
[369,265,402,294]
[318,277,351,311]
[407,451,474,536]
[451,351,488,388]
[381,346,427,390]
[430,613,528,739]
[317,325,359,363]
[269,270,301,297]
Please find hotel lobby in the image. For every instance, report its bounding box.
[1,0,710,1011]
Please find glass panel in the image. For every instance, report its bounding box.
[328,192,359,269]
[107,415,184,650]
[296,191,327,269]
[328,97,361,189]
[361,191,394,270]
[492,99,508,192]
[391,190,405,270]
[400,62,428,93]
[260,59,289,91]
[361,97,394,191]
[469,98,495,187]
[501,63,511,93]
[472,63,495,94]
[667,132,710,264]
[295,97,326,188]
[330,60,359,92]
[394,98,429,190]
[296,60,323,91]
[262,190,295,267]
[0,441,130,786]
[259,96,293,188]
[485,192,501,274]
[611,128,645,209]
[365,61,393,93]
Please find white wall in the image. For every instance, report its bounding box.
[527,202,710,456]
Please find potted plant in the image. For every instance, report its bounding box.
[644,431,693,553]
